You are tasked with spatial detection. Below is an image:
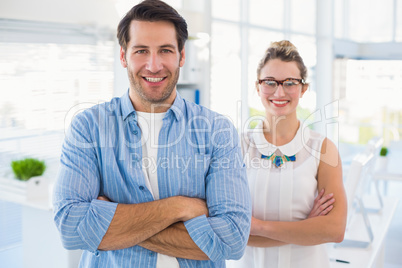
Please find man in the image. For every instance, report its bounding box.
[53,0,251,267]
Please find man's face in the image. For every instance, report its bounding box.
[120,20,185,112]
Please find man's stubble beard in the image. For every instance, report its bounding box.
[127,65,180,107]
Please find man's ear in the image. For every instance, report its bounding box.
[179,47,185,67]
[120,47,127,68]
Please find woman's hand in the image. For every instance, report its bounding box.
[98,196,111,202]
[307,189,335,218]
[250,216,263,236]
[250,189,335,237]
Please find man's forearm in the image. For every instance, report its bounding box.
[97,196,208,251]
[139,222,209,260]
[98,198,180,251]
[98,196,203,251]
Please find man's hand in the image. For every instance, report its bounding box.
[178,197,208,222]
[307,189,335,218]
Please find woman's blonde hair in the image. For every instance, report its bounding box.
[256,40,307,81]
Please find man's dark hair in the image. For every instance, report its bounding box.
[117,0,188,52]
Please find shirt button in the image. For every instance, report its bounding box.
[139,186,144,191]
[133,130,138,135]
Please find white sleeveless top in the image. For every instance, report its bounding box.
[227,120,329,268]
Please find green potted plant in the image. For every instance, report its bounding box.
[378,146,388,171]
[11,158,46,181]
[9,158,49,201]
[380,147,388,157]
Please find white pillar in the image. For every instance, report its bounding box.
[240,0,249,131]
[315,0,337,143]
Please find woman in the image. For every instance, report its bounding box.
[229,41,347,268]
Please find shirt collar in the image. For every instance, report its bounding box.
[252,120,310,156]
[121,90,136,121]
[169,91,185,121]
[121,89,185,122]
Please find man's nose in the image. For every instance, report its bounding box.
[145,53,163,73]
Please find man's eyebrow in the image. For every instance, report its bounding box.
[130,44,177,49]
[160,44,176,49]
[131,45,148,49]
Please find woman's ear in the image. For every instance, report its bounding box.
[256,82,261,96]
[300,83,309,97]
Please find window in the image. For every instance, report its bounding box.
[249,0,284,29]
[210,22,241,124]
[396,0,402,42]
[212,0,241,21]
[336,0,394,42]
[335,59,402,145]
[334,0,346,39]
[290,0,316,35]
[0,20,115,175]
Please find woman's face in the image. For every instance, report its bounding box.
[257,59,308,118]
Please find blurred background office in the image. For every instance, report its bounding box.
[0,0,401,267]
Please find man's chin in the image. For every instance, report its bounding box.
[143,92,174,105]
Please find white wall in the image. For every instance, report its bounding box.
[0,0,120,29]
[0,0,207,34]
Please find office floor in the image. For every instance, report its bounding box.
[0,246,23,268]
[383,181,402,267]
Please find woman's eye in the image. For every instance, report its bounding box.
[284,81,296,86]
[265,81,277,87]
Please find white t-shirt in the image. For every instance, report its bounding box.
[136,111,180,268]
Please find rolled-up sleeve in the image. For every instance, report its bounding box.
[53,112,117,253]
[184,116,252,262]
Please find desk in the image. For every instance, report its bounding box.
[373,150,402,196]
[0,177,82,268]
[374,150,402,181]
[328,197,399,268]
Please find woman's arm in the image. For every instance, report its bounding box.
[250,138,347,246]
[248,187,336,247]
[248,235,287,247]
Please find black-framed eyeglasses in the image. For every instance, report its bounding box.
[258,78,305,94]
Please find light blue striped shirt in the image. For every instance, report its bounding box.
[53,91,251,267]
